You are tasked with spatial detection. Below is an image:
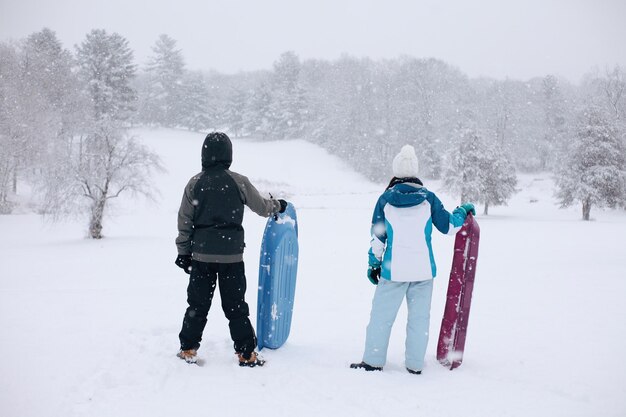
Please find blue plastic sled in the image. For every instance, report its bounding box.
[256,203,299,350]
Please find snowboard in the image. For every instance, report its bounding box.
[256,202,299,351]
[437,213,480,370]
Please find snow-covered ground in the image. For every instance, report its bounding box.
[1,128,625,417]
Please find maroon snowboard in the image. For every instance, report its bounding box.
[437,213,480,370]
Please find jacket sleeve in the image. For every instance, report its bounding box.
[368,196,387,267]
[175,178,197,255]
[228,171,280,217]
[429,192,466,235]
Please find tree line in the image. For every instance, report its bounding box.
[1,28,625,236]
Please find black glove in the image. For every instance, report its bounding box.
[278,199,288,213]
[175,254,192,274]
[367,266,381,285]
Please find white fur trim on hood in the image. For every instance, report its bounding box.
[392,145,419,178]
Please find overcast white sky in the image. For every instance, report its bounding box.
[1,0,625,82]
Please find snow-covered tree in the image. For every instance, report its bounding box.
[444,129,486,203]
[269,51,308,139]
[39,125,164,238]
[444,128,517,213]
[479,139,518,214]
[539,75,568,171]
[178,71,212,131]
[223,86,247,137]
[0,42,21,212]
[76,29,136,123]
[597,66,626,122]
[21,29,88,160]
[417,138,443,179]
[244,82,273,138]
[22,29,80,111]
[0,29,85,213]
[555,106,626,220]
[142,34,185,127]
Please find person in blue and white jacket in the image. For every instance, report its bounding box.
[351,144,475,374]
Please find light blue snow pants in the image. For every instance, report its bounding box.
[362,278,434,371]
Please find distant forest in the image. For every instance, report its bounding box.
[1,28,625,223]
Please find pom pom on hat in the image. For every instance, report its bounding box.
[392,145,419,178]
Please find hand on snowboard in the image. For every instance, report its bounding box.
[459,202,476,216]
[273,199,289,220]
[454,203,476,218]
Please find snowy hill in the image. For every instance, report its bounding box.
[1,128,625,417]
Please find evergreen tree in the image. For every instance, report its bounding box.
[76,29,137,123]
[223,86,247,137]
[134,73,156,125]
[143,34,185,126]
[22,28,87,160]
[244,83,273,138]
[479,137,518,214]
[555,106,626,220]
[21,28,79,121]
[416,137,442,179]
[444,128,517,213]
[444,128,485,203]
[539,75,568,171]
[269,51,308,139]
[178,71,212,131]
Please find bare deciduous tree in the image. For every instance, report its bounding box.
[40,124,164,238]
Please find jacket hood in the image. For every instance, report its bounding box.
[201,132,232,170]
[383,182,428,208]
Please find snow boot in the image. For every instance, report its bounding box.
[177,349,198,364]
[407,368,422,375]
[350,361,382,372]
[238,351,265,367]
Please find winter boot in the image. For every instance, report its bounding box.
[237,351,265,367]
[177,349,198,364]
[406,368,422,375]
[350,361,382,372]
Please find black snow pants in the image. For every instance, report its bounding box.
[179,261,257,355]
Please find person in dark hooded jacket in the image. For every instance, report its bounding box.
[351,145,475,374]
[174,132,287,366]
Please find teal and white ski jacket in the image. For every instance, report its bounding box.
[368,182,467,282]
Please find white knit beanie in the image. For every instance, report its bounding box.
[392,145,419,178]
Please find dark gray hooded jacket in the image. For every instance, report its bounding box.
[176,132,281,263]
